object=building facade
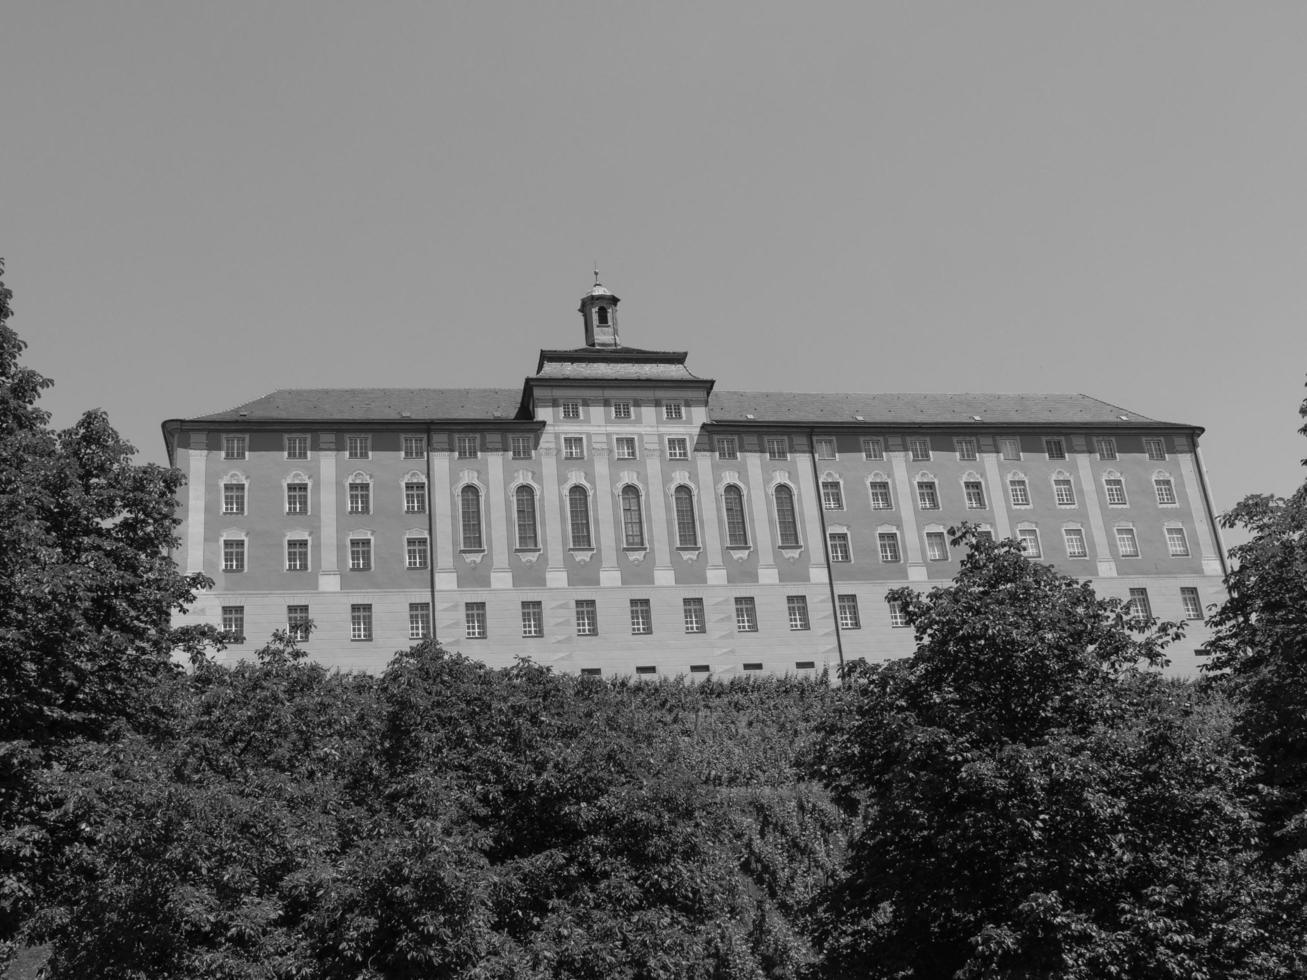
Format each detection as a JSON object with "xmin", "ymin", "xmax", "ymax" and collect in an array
[{"xmin": 163, "ymin": 282, "xmax": 1227, "ymax": 677}]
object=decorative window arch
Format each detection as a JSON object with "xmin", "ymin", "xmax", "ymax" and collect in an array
[
  {"xmin": 514, "ymin": 484, "xmax": 539, "ymax": 550},
  {"xmin": 673, "ymin": 484, "xmax": 699, "ymax": 548},
  {"xmin": 1051, "ymin": 469, "xmax": 1076, "ymax": 507},
  {"xmin": 459, "ymin": 484, "xmax": 484, "ymax": 550},
  {"xmin": 867, "ymin": 472, "xmax": 893, "ymax": 510},
  {"xmin": 1153, "ymin": 470, "xmax": 1179, "ymax": 506},
  {"xmin": 220, "ymin": 529, "xmax": 248, "ymax": 572},
  {"xmin": 960, "ymin": 471, "xmax": 986, "ymax": 510},
  {"xmin": 283, "ymin": 471, "xmax": 312, "ymax": 516},
  {"xmin": 1008, "ymin": 470, "xmax": 1031, "ymax": 507},
  {"xmin": 773, "ymin": 483, "xmax": 800, "ymax": 548},
  {"xmin": 620, "ymin": 485, "xmax": 645, "ymax": 548},
  {"xmin": 1102, "ymin": 469, "xmax": 1129, "ymax": 507},
  {"xmin": 347, "ymin": 528, "xmax": 375, "ymax": 571},
  {"xmin": 221, "ymin": 471, "xmax": 249, "ymax": 516},
  {"xmin": 915, "ymin": 471, "xmax": 940, "ymax": 510},
  {"xmin": 567, "ymin": 484, "xmax": 593, "ymax": 549},
  {"xmin": 284, "ymin": 529, "xmax": 312, "ymax": 571},
  {"xmin": 722, "ymin": 483, "xmax": 749, "ymax": 548},
  {"xmin": 401, "ymin": 471, "xmax": 427, "ymax": 514},
  {"xmin": 346, "ymin": 470, "xmax": 373, "ymax": 515},
  {"xmin": 819, "ymin": 470, "xmax": 845, "ymax": 511}
]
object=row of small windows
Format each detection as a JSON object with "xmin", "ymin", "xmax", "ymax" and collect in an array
[
  {"xmin": 219, "ymin": 584, "xmax": 1205, "ymax": 650},
  {"xmin": 219, "ymin": 432, "xmax": 1173, "ymax": 465}
]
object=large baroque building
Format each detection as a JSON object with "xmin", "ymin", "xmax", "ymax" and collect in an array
[{"xmin": 164, "ymin": 281, "xmax": 1227, "ymax": 677}]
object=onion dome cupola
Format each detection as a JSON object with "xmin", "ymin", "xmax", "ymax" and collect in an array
[{"xmin": 579, "ymin": 268, "xmax": 620, "ymax": 348}]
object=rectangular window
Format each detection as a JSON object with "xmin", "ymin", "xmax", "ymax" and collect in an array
[
  {"xmin": 1155, "ymin": 478, "xmax": 1177, "ymax": 506},
  {"xmin": 787, "ymin": 595, "xmax": 811, "ymax": 631},
  {"xmin": 287, "ymin": 605, "xmax": 310, "ymax": 642},
  {"xmin": 888, "ymin": 601, "xmax": 909, "ymax": 628},
  {"xmin": 1009, "ymin": 479, "xmax": 1030, "ymax": 507},
  {"xmin": 350, "ymin": 604, "xmax": 372, "ymax": 641},
  {"xmin": 561, "ymin": 401, "xmax": 581, "ymax": 420},
  {"xmin": 1116, "ymin": 527, "xmax": 1140, "ymax": 558},
  {"xmin": 1064, "ymin": 528, "xmax": 1088, "ymax": 558},
  {"xmin": 456, "ymin": 435, "xmax": 478, "ymax": 459},
  {"xmin": 563, "ymin": 436, "xmax": 585, "ymax": 460},
  {"xmin": 743, "ymin": 663, "xmax": 763, "ymax": 672},
  {"xmin": 878, "ymin": 532, "xmax": 901, "ymax": 563},
  {"xmin": 630, "ymin": 598, "xmax": 652, "ymax": 635},
  {"xmin": 766, "ymin": 436, "xmax": 789, "ymax": 460},
  {"xmin": 1044, "ymin": 438, "xmax": 1066, "ymax": 460},
  {"xmin": 1018, "ymin": 528, "xmax": 1042, "ymax": 558},
  {"xmin": 1145, "ymin": 438, "xmax": 1167, "ymax": 461},
  {"xmin": 1105, "ymin": 478, "xmax": 1128, "ymax": 506},
  {"xmin": 409, "ymin": 602, "xmax": 431, "ymax": 640},
  {"xmin": 221, "ymin": 605, "xmax": 244, "ymax": 643},
  {"xmin": 683, "ymin": 597, "xmax": 706, "ymax": 634},
  {"xmin": 347, "ymin": 435, "xmax": 370, "ymax": 459},
  {"xmin": 1095, "ymin": 437, "xmax": 1117, "ymax": 461},
  {"xmin": 821, "ymin": 480, "xmax": 844, "ymax": 510},
  {"xmin": 348, "ymin": 482, "xmax": 370, "ymax": 514},
  {"xmin": 521, "ymin": 601, "xmax": 543, "ymax": 637},
  {"xmin": 582, "ymin": 667, "xmax": 603, "ymax": 678},
  {"xmin": 1165, "ymin": 526, "xmax": 1190, "ymax": 556},
  {"xmin": 612, "ymin": 401, "xmax": 632, "ymax": 419},
  {"xmin": 664, "ymin": 402, "xmax": 684, "ymax": 421},
  {"xmin": 575, "ymin": 599, "xmax": 597, "ymax": 636},
  {"xmin": 666, "ymin": 437, "xmax": 689, "ymax": 460},
  {"xmin": 1128, "ymin": 588, "xmax": 1152, "ymax": 619},
  {"xmin": 402, "ymin": 435, "xmax": 426, "ymax": 459},
  {"xmin": 1053, "ymin": 478, "xmax": 1076, "ymax": 507},
  {"xmin": 955, "ymin": 437, "xmax": 977, "ymax": 460},
  {"xmin": 815, "ymin": 437, "xmax": 837, "ymax": 460},
  {"xmin": 286, "ymin": 482, "xmax": 308, "ymax": 515},
  {"xmin": 869, "ymin": 481, "xmax": 893, "ymax": 510},
  {"xmin": 286, "ymin": 538, "xmax": 309, "ymax": 571},
  {"xmin": 926, "ymin": 530, "xmax": 948, "ymax": 561},
  {"xmin": 862, "ymin": 437, "xmax": 885, "ymax": 460},
  {"xmin": 349, "ymin": 538, "xmax": 372, "ymax": 571},
  {"xmin": 828, "ymin": 531, "xmax": 851, "ymax": 562},
  {"xmin": 1000, "ymin": 437, "xmax": 1021, "ymax": 461},
  {"xmin": 909, "ymin": 437, "xmax": 931, "ymax": 461},
  {"xmin": 837, "ymin": 594, "xmax": 861, "ymax": 629},
  {"xmin": 716, "ymin": 437, "xmax": 738, "ymax": 460},
  {"xmin": 796, "ymin": 661, "xmax": 816, "ymax": 671},
  {"xmin": 510, "ymin": 435, "xmax": 533, "ymax": 459},
  {"xmin": 404, "ymin": 481, "xmax": 426, "ymax": 513},
  {"xmin": 222, "ymin": 539, "xmax": 245, "ymax": 572},
  {"xmin": 734, "ymin": 597, "xmax": 758, "ymax": 632},
  {"xmin": 405, "ymin": 536, "xmax": 429, "ymax": 569},
  {"xmin": 286, "ymin": 435, "xmax": 309, "ymax": 460},
  {"xmin": 964, "ymin": 480, "xmax": 986, "ymax": 509},
  {"xmin": 689, "ymin": 664, "xmax": 710, "ymax": 674},
  {"xmin": 917, "ymin": 481, "xmax": 939, "ymax": 510},
  {"xmin": 615, "ymin": 436, "xmax": 637, "ymax": 460},
  {"xmin": 223, "ymin": 435, "xmax": 247, "ymax": 460},
  {"xmin": 1181, "ymin": 587, "xmax": 1203, "ymax": 620},
  {"xmin": 464, "ymin": 602, "xmax": 486, "ymax": 639},
  {"xmin": 222, "ymin": 482, "xmax": 245, "ymax": 515}
]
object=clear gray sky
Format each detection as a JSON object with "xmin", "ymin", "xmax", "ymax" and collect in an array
[{"xmin": 3, "ymin": 2, "xmax": 1306, "ymax": 529}]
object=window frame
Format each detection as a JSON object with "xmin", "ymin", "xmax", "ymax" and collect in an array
[
  {"xmin": 403, "ymin": 479, "xmax": 427, "ymax": 514},
  {"xmin": 222, "ymin": 480, "xmax": 247, "ymax": 516},
  {"xmin": 1095, "ymin": 437, "xmax": 1117, "ymax": 461},
  {"xmin": 287, "ymin": 605, "xmax": 311, "ymax": 642},
  {"xmin": 723, "ymin": 484, "xmax": 749, "ymax": 548},
  {"xmin": 925, "ymin": 530, "xmax": 949, "ymax": 561},
  {"xmin": 878, "ymin": 531, "xmax": 901, "ymax": 563},
  {"xmin": 1044, "ymin": 437, "xmax": 1066, "ymax": 460},
  {"xmin": 405, "ymin": 534, "xmax": 430, "ymax": 569},
  {"xmin": 222, "ymin": 537, "xmax": 246, "ymax": 573},
  {"xmin": 828, "ymin": 530, "xmax": 851, "ymax": 563},
  {"xmin": 1180, "ymin": 587, "xmax": 1203, "ymax": 621},
  {"xmin": 1165, "ymin": 525, "xmax": 1190, "ymax": 557},
  {"xmin": 1144, "ymin": 437, "xmax": 1167, "ymax": 461},
  {"xmin": 222, "ymin": 434, "xmax": 247, "ymax": 460},
  {"xmin": 814, "ymin": 437, "xmax": 837, "ymax": 460},
  {"xmin": 908, "ymin": 437, "xmax": 931, "ymax": 462},
  {"xmin": 683, "ymin": 597, "xmax": 706, "ymax": 634},
  {"xmin": 734, "ymin": 596, "xmax": 758, "ymax": 632},
  {"xmin": 615, "ymin": 436, "xmax": 638, "ymax": 460},
  {"xmin": 455, "ymin": 434, "xmax": 479, "ymax": 459},
  {"xmin": 346, "ymin": 435, "xmax": 371, "ymax": 460},
  {"xmin": 611, "ymin": 400, "xmax": 632, "ymax": 420},
  {"xmin": 409, "ymin": 602, "xmax": 431, "ymax": 640},
  {"xmin": 514, "ymin": 485, "xmax": 539, "ymax": 550},
  {"xmin": 286, "ymin": 537, "xmax": 310, "ymax": 572},
  {"xmin": 568, "ymin": 485, "xmax": 593, "ymax": 549},
  {"xmin": 666, "ymin": 436, "xmax": 689, "ymax": 460},
  {"xmin": 820, "ymin": 478, "xmax": 845, "ymax": 511},
  {"xmin": 787, "ymin": 595, "xmax": 811, "ymax": 631},
  {"xmin": 285, "ymin": 434, "xmax": 310, "ymax": 460},
  {"xmin": 1115, "ymin": 526, "xmax": 1140, "ymax": 558},
  {"xmin": 868, "ymin": 479, "xmax": 893, "ymax": 511},
  {"xmin": 916, "ymin": 478, "xmax": 940, "ymax": 510},
  {"xmin": 673, "ymin": 485, "xmax": 700, "ymax": 548},
  {"xmin": 629, "ymin": 598, "xmax": 652, "ymax": 635},
  {"xmin": 620, "ymin": 485, "xmax": 645, "ymax": 548},
  {"xmin": 460, "ymin": 484, "xmax": 484, "ymax": 551},
  {"xmin": 954, "ymin": 437, "xmax": 978, "ymax": 461},
  {"xmin": 837, "ymin": 593, "xmax": 861, "ymax": 629},
  {"xmin": 285, "ymin": 480, "xmax": 310, "ymax": 516},
  {"xmin": 963, "ymin": 479, "xmax": 986, "ymax": 510},
  {"xmin": 1052, "ymin": 475, "xmax": 1076, "ymax": 508},
  {"xmin": 575, "ymin": 599, "xmax": 598, "ymax": 636},
  {"xmin": 1154, "ymin": 476, "xmax": 1178, "ymax": 506},
  {"xmin": 766, "ymin": 436, "xmax": 789, "ymax": 460},
  {"xmin": 663, "ymin": 402, "xmax": 684, "ymax": 421},
  {"xmin": 510, "ymin": 435, "xmax": 534, "ymax": 460},
  {"xmin": 1017, "ymin": 527, "xmax": 1042, "ymax": 558},
  {"xmin": 562, "ymin": 436, "xmax": 586, "ymax": 460},
  {"xmin": 402, "ymin": 435, "xmax": 426, "ymax": 460},
  {"xmin": 1063, "ymin": 527, "xmax": 1088, "ymax": 559},
  {"xmin": 773, "ymin": 484, "xmax": 800, "ymax": 547},
  {"xmin": 348, "ymin": 535, "xmax": 373, "ymax": 571},
  {"xmin": 521, "ymin": 601, "xmax": 544, "ymax": 638},
  {"xmin": 464, "ymin": 602, "xmax": 487, "ymax": 640},
  {"xmin": 716, "ymin": 436, "xmax": 739, "ymax": 461},
  {"xmin": 350, "ymin": 604, "xmax": 373, "ymax": 641}
]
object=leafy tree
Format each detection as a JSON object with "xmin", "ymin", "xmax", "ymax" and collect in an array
[
  {"xmin": 815, "ymin": 528, "xmax": 1291, "ymax": 979},
  {"xmin": 0, "ymin": 259, "xmax": 214, "ymax": 963},
  {"xmin": 1203, "ymin": 384, "xmax": 1307, "ymax": 852}
]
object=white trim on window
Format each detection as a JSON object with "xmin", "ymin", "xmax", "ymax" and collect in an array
[
  {"xmin": 346, "ymin": 434, "xmax": 371, "ymax": 460},
  {"xmin": 283, "ymin": 472, "xmax": 312, "ymax": 516},
  {"xmin": 867, "ymin": 473, "xmax": 894, "ymax": 511},
  {"xmin": 862, "ymin": 437, "xmax": 885, "ymax": 461},
  {"xmin": 666, "ymin": 435, "xmax": 690, "ymax": 460},
  {"xmin": 284, "ymin": 531, "xmax": 312, "ymax": 572},
  {"xmin": 221, "ymin": 471, "xmax": 249, "ymax": 516},
  {"xmin": 345, "ymin": 470, "xmax": 373, "ymax": 515},
  {"xmin": 284, "ymin": 433, "xmax": 311, "ymax": 461}
]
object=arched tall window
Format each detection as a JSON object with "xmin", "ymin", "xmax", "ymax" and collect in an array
[
  {"xmin": 621, "ymin": 485, "xmax": 645, "ymax": 548},
  {"xmin": 515, "ymin": 485, "xmax": 538, "ymax": 549},
  {"xmin": 460, "ymin": 485, "xmax": 483, "ymax": 550},
  {"xmin": 568, "ymin": 486, "xmax": 592, "ymax": 549},
  {"xmin": 673, "ymin": 485, "xmax": 698, "ymax": 547},
  {"xmin": 724, "ymin": 485, "xmax": 748, "ymax": 547},
  {"xmin": 774, "ymin": 485, "xmax": 799, "ymax": 547}
]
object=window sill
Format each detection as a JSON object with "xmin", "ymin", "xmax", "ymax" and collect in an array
[{"xmin": 568, "ymin": 548, "xmax": 596, "ymax": 564}]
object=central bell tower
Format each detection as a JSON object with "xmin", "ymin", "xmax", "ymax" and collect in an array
[{"xmin": 579, "ymin": 271, "xmax": 620, "ymax": 348}]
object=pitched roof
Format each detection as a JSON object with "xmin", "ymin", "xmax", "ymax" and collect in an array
[
  {"xmin": 183, "ymin": 388, "xmax": 1191, "ymax": 429},
  {"xmin": 706, "ymin": 391, "xmax": 1185, "ymax": 428},
  {"xmin": 191, "ymin": 388, "xmax": 527, "ymax": 422}
]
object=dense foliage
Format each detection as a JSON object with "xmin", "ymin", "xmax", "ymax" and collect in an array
[{"xmin": 813, "ymin": 529, "xmax": 1307, "ymax": 979}]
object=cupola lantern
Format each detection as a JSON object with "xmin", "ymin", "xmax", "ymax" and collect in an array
[{"xmin": 579, "ymin": 269, "xmax": 620, "ymax": 348}]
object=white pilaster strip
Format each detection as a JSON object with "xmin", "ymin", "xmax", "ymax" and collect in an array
[
  {"xmin": 1073, "ymin": 453, "xmax": 1117, "ymax": 577},
  {"xmin": 185, "ymin": 436, "xmax": 206, "ymax": 574},
  {"xmin": 695, "ymin": 452, "xmax": 727, "ymax": 584},
  {"xmin": 539, "ymin": 432, "xmax": 567, "ymax": 587},
  {"xmin": 430, "ymin": 438, "xmax": 457, "ymax": 590},
  {"xmin": 744, "ymin": 437, "xmax": 778, "ymax": 584},
  {"xmin": 888, "ymin": 446, "xmax": 926, "ymax": 578},
  {"xmin": 1178, "ymin": 446, "xmax": 1222, "ymax": 575},
  {"xmin": 980, "ymin": 447, "xmax": 1011, "ymax": 540},
  {"xmin": 591, "ymin": 436, "xmax": 621, "ymax": 586},
  {"xmin": 794, "ymin": 434, "xmax": 833, "ymax": 585},
  {"xmin": 486, "ymin": 435, "xmax": 512, "ymax": 588},
  {"xmin": 644, "ymin": 435, "xmax": 675, "ymax": 585},
  {"xmin": 317, "ymin": 434, "xmax": 340, "ymax": 591}
]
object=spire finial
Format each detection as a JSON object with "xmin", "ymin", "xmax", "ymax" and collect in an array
[{"xmin": 593, "ymin": 262, "xmax": 600, "ymax": 287}]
